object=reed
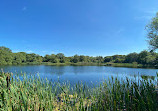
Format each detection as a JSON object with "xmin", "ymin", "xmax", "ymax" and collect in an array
[{"xmin": 0, "ymin": 71, "xmax": 157, "ymax": 111}]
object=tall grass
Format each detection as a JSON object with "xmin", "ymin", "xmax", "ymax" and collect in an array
[{"xmin": 0, "ymin": 71, "xmax": 157, "ymax": 111}]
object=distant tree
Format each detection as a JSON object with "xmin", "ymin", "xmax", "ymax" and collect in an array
[
  {"xmin": 50, "ymin": 54, "xmax": 58, "ymax": 63},
  {"xmin": 43, "ymin": 55, "xmax": 51, "ymax": 62},
  {"xmin": 0, "ymin": 46, "xmax": 12, "ymax": 53},
  {"xmin": 125, "ymin": 53, "xmax": 138, "ymax": 63},
  {"xmin": 112, "ymin": 55, "xmax": 119, "ymax": 60},
  {"xmin": 0, "ymin": 45, "xmax": 158, "ymax": 66},
  {"xmin": 104, "ymin": 56, "xmax": 112, "ymax": 63},
  {"xmin": 56, "ymin": 53, "xmax": 65, "ymax": 63},
  {"xmin": 12, "ymin": 53, "xmax": 26, "ymax": 65},
  {"xmin": 18, "ymin": 52, "xmax": 27, "ymax": 62},
  {"xmin": 88, "ymin": 56, "xmax": 95, "ymax": 62},
  {"xmin": 72, "ymin": 55, "xmax": 80, "ymax": 63},
  {"xmin": 137, "ymin": 50, "xmax": 149, "ymax": 64},
  {"xmin": 79, "ymin": 55, "xmax": 86, "ymax": 62},
  {"xmin": 0, "ymin": 46, "xmax": 13, "ymax": 65},
  {"xmin": 96, "ymin": 56, "xmax": 104, "ymax": 63},
  {"xmin": 145, "ymin": 54, "xmax": 156, "ymax": 65},
  {"xmin": 146, "ymin": 12, "xmax": 158, "ymax": 50},
  {"xmin": 153, "ymin": 55, "xmax": 158, "ymax": 66},
  {"xmin": 56, "ymin": 53, "xmax": 64, "ymax": 59},
  {"xmin": 114, "ymin": 58, "xmax": 125, "ymax": 63},
  {"xmin": 0, "ymin": 56, "xmax": 7, "ymax": 65},
  {"xmin": 44, "ymin": 54, "xmax": 58, "ymax": 63},
  {"xmin": 65, "ymin": 57, "xmax": 71, "ymax": 63},
  {"xmin": 36, "ymin": 56, "xmax": 43, "ymax": 63},
  {"xmin": 26, "ymin": 53, "xmax": 37, "ymax": 62}
]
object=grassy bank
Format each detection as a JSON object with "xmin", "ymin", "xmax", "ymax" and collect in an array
[
  {"xmin": 42, "ymin": 62, "xmax": 103, "ymax": 66},
  {"xmin": 0, "ymin": 72, "xmax": 157, "ymax": 111},
  {"xmin": 42, "ymin": 62, "xmax": 158, "ymax": 68},
  {"xmin": 104, "ymin": 63, "xmax": 143, "ymax": 68},
  {"xmin": 2, "ymin": 62, "xmax": 158, "ymax": 69},
  {"xmin": 42, "ymin": 62, "xmax": 142, "ymax": 67}
]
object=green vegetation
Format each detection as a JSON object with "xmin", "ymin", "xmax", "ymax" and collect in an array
[
  {"xmin": 0, "ymin": 46, "xmax": 158, "ymax": 68},
  {"xmin": 104, "ymin": 63, "xmax": 143, "ymax": 68},
  {"xmin": 0, "ymin": 72, "xmax": 157, "ymax": 110},
  {"xmin": 0, "ymin": 47, "xmax": 43, "ymax": 65},
  {"xmin": 146, "ymin": 12, "xmax": 158, "ymax": 51}
]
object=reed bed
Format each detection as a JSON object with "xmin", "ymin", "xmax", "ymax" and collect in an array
[{"xmin": 0, "ymin": 71, "xmax": 157, "ymax": 111}]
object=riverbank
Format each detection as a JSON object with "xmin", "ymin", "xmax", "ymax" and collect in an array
[
  {"xmin": 104, "ymin": 62, "xmax": 144, "ymax": 68},
  {"xmin": 0, "ymin": 72, "xmax": 157, "ymax": 110},
  {"xmin": 42, "ymin": 62, "xmax": 103, "ymax": 66},
  {"xmin": 23, "ymin": 62, "xmax": 158, "ymax": 69},
  {"xmin": 1, "ymin": 62, "xmax": 157, "ymax": 69}
]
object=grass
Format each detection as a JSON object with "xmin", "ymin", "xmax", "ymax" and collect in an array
[
  {"xmin": 3, "ymin": 62, "xmax": 158, "ymax": 69},
  {"xmin": 0, "ymin": 71, "xmax": 157, "ymax": 111},
  {"xmin": 42, "ymin": 62, "xmax": 103, "ymax": 66},
  {"xmin": 104, "ymin": 62, "xmax": 143, "ymax": 68}
]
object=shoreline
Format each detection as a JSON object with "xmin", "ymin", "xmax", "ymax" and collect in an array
[{"xmin": 0, "ymin": 62, "xmax": 157, "ymax": 69}]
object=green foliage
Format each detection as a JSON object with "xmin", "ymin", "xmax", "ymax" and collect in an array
[
  {"xmin": 125, "ymin": 52, "xmax": 138, "ymax": 63},
  {"xmin": 71, "ymin": 55, "xmax": 80, "ymax": 63},
  {"xmin": 95, "ymin": 56, "xmax": 104, "ymax": 63},
  {"xmin": 0, "ymin": 46, "xmax": 13, "ymax": 65},
  {"xmin": 12, "ymin": 52, "xmax": 26, "ymax": 65},
  {"xmin": 56, "ymin": 53, "xmax": 65, "ymax": 63},
  {"xmin": 0, "ymin": 72, "xmax": 157, "ymax": 110},
  {"xmin": 0, "ymin": 46, "xmax": 158, "ymax": 67},
  {"xmin": 104, "ymin": 56, "xmax": 112, "ymax": 62},
  {"xmin": 146, "ymin": 12, "xmax": 158, "ymax": 50},
  {"xmin": 79, "ymin": 55, "xmax": 87, "ymax": 62}
]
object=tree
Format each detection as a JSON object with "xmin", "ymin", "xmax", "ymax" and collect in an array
[
  {"xmin": 12, "ymin": 53, "xmax": 26, "ymax": 65},
  {"xmin": 0, "ymin": 46, "xmax": 12, "ymax": 53},
  {"xmin": 56, "ymin": 53, "xmax": 65, "ymax": 63},
  {"xmin": 43, "ymin": 55, "xmax": 51, "ymax": 62},
  {"xmin": 26, "ymin": 53, "xmax": 37, "ymax": 62},
  {"xmin": 104, "ymin": 56, "xmax": 111, "ymax": 63},
  {"xmin": 56, "ymin": 53, "xmax": 65, "ymax": 59},
  {"xmin": 0, "ymin": 46, "xmax": 13, "ymax": 65},
  {"xmin": 137, "ymin": 50, "xmax": 149, "ymax": 64},
  {"xmin": 125, "ymin": 53, "xmax": 138, "ymax": 63},
  {"xmin": 36, "ymin": 56, "xmax": 43, "ymax": 63},
  {"xmin": 96, "ymin": 56, "xmax": 104, "ymax": 63},
  {"xmin": 145, "ymin": 54, "xmax": 156, "ymax": 65},
  {"xmin": 43, "ymin": 54, "xmax": 58, "ymax": 63},
  {"xmin": 72, "ymin": 55, "xmax": 80, "ymax": 63},
  {"xmin": 79, "ymin": 55, "xmax": 86, "ymax": 62},
  {"xmin": 50, "ymin": 54, "xmax": 58, "ymax": 63},
  {"xmin": 146, "ymin": 12, "xmax": 158, "ymax": 50}
]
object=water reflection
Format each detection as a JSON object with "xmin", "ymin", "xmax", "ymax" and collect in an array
[{"xmin": 0, "ymin": 65, "xmax": 157, "ymax": 86}]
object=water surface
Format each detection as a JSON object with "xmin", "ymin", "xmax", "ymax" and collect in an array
[{"xmin": 1, "ymin": 65, "xmax": 157, "ymax": 86}]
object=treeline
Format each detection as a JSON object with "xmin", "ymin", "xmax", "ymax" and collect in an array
[
  {"xmin": 0, "ymin": 46, "xmax": 158, "ymax": 66},
  {"xmin": 0, "ymin": 47, "xmax": 43, "ymax": 65}
]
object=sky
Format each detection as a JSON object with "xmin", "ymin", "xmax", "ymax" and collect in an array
[{"xmin": 0, "ymin": 0, "xmax": 158, "ymax": 57}]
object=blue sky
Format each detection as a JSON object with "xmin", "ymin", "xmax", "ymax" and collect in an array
[{"xmin": 0, "ymin": 0, "xmax": 158, "ymax": 56}]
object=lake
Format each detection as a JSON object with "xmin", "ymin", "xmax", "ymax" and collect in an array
[{"xmin": 0, "ymin": 65, "xmax": 157, "ymax": 86}]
